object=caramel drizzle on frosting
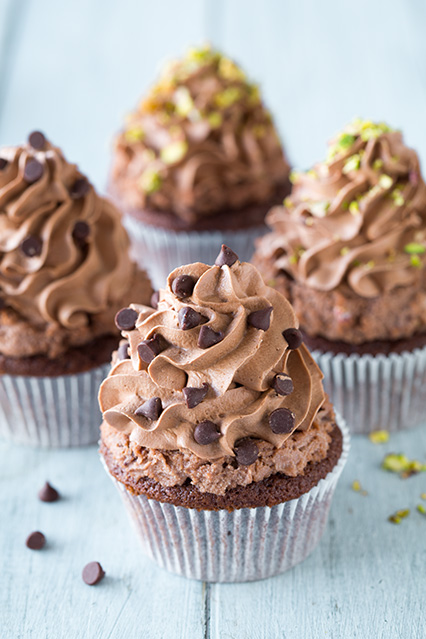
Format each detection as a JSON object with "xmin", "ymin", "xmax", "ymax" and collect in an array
[
  {"xmin": 99, "ymin": 254, "xmax": 325, "ymax": 461},
  {"xmin": 112, "ymin": 44, "xmax": 289, "ymax": 223},
  {"xmin": 261, "ymin": 119, "xmax": 426, "ymax": 298},
  {"xmin": 0, "ymin": 139, "xmax": 135, "ymax": 328}
]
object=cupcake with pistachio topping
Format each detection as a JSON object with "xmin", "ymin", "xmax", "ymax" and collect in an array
[
  {"xmin": 0, "ymin": 132, "xmax": 153, "ymax": 447},
  {"xmin": 99, "ymin": 245, "xmax": 348, "ymax": 582},
  {"xmin": 109, "ymin": 44, "xmax": 290, "ymax": 288},
  {"xmin": 254, "ymin": 118, "xmax": 426, "ymax": 433}
]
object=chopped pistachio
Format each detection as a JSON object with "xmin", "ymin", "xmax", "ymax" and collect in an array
[
  {"xmin": 352, "ymin": 259, "xmax": 361, "ymax": 267},
  {"xmin": 421, "ymin": 493, "xmax": 426, "ymax": 500},
  {"xmin": 417, "ymin": 504, "xmax": 426, "ymax": 516},
  {"xmin": 373, "ymin": 158, "xmax": 384, "ymax": 170},
  {"xmin": 307, "ymin": 169, "xmax": 318, "ymax": 179},
  {"xmin": 349, "ymin": 201, "xmax": 360, "ymax": 216},
  {"xmin": 352, "ymin": 480, "xmax": 368, "ymax": 496},
  {"xmin": 388, "ymin": 509, "xmax": 410, "ymax": 524},
  {"xmin": 404, "ymin": 242, "xmax": 426, "ymax": 255},
  {"xmin": 365, "ymin": 260, "xmax": 375, "ymax": 270},
  {"xmin": 339, "ymin": 133, "xmax": 356, "ymax": 149},
  {"xmin": 218, "ymin": 56, "xmax": 246, "ymax": 81},
  {"xmin": 283, "ymin": 197, "xmax": 294, "ymax": 209},
  {"xmin": 160, "ymin": 140, "xmax": 188, "ymax": 165},
  {"xmin": 138, "ymin": 168, "xmax": 162, "ymax": 194},
  {"xmin": 410, "ymin": 254, "xmax": 422, "ymax": 268},
  {"xmin": 207, "ymin": 112, "xmax": 223, "ymax": 129},
  {"xmin": 391, "ymin": 188, "xmax": 405, "ymax": 206},
  {"xmin": 342, "ymin": 201, "xmax": 349, "ymax": 211},
  {"xmin": 379, "ymin": 174, "xmax": 393, "ymax": 189},
  {"xmin": 289, "ymin": 254, "xmax": 298, "ymax": 265},
  {"xmin": 304, "ymin": 217, "xmax": 314, "ymax": 226},
  {"xmin": 289, "ymin": 170, "xmax": 300, "ymax": 185},
  {"xmin": 310, "ymin": 201, "xmax": 330, "ymax": 217},
  {"xmin": 173, "ymin": 87, "xmax": 194, "ymax": 117},
  {"xmin": 369, "ymin": 430, "xmax": 389, "ymax": 444},
  {"xmin": 267, "ymin": 279, "xmax": 276, "ymax": 287},
  {"xmin": 253, "ymin": 124, "xmax": 266, "ymax": 138},
  {"xmin": 214, "ymin": 87, "xmax": 242, "ymax": 108},
  {"xmin": 382, "ymin": 453, "xmax": 426, "ymax": 477},
  {"xmin": 343, "ymin": 154, "xmax": 361, "ymax": 174},
  {"xmin": 124, "ymin": 126, "xmax": 145, "ymax": 143},
  {"xmin": 340, "ymin": 247, "xmax": 350, "ymax": 256},
  {"xmin": 248, "ymin": 84, "xmax": 261, "ymax": 105}
]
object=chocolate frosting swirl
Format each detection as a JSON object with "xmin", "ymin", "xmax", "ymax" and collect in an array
[
  {"xmin": 111, "ymin": 45, "xmax": 289, "ymax": 223},
  {"xmin": 259, "ymin": 119, "xmax": 426, "ymax": 298},
  {"xmin": 99, "ymin": 251, "xmax": 325, "ymax": 461},
  {"xmin": 0, "ymin": 138, "xmax": 139, "ymax": 329}
]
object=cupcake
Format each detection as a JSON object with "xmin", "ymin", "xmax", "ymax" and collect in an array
[
  {"xmin": 254, "ymin": 118, "xmax": 426, "ymax": 433},
  {"xmin": 109, "ymin": 44, "xmax": 290, "ymax": 288},
  {"xmin": 99, "ymin": 245, "xmax": 349, "ymax": 582},
  {"xmin": 0, "ymin": 132, "xmax": 153, "ymax": 447}
]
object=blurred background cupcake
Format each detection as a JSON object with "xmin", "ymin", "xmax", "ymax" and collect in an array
[
  {"xmin": 99, "ymin": 245, "xmax": 349, "ymax": 582},
  {"xmin": 254, "ymin": 118, "xmax": 426, "ymax": 433},
  {"xmin": 109, "ymin": 44, "xmax": 290, "ymax": 287},
  {"xmin": 0, "ymin": 133, "xmax": 152, "ymax": 447}
]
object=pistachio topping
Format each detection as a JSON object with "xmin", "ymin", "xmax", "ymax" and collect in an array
[
  {"xmin": 368, "ymin": 430, "xmax": 389, "ymax": 444},
  {"xmin": 388, "ymin": 508, "xmax": 410, "ymax": 524},
  {"xmin": 382, "ymin": 453, "xmax": 426, "ymax": 478}
]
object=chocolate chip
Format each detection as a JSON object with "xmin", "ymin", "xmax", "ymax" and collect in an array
[
  {"xmin": 247, "ymin": 306, "xmax": 273, "ymax": 331},
  {"xmin": 215, "ymin": 244, "xmax": 239, "ymax": 267},
  {"xmin": 70, "ymin": 177, "xmax": 90, "ymax": 199},
  {"xmin": 28, "ymin": 131, "xmax": 46, "ymax": 150},
  {"xmin": 234, "ymin": 438, "xmax": 259, "ymax": 465},
  {"xmin": 26, "ymin": 531, "xmax": 46, "ymax": 550},
  {"xmin": 0, "ymin": 158, "xmax": 8, "ymax": 170},
  {"xmin": 72, "ymin": 221, "xmax": 90, "ymax": 243},
  {"xmin": 198, "ymin": 325, "xmax": 224, "ymax": 349},
  {"xmin": 38, "ymin": 482, "xmax": 60, "ymax": 503},
  {"xmin": 183, "ymin": 383, "xmax": 209, "ymax": 409},
  {"xmin": 24, "ymin": 158, "xmax": 44, "ymax": 184},
  {"xmin": 178, "ymin": 306, "xmax": 203, "ymax": 331},
  {"xmin": 20, "ymin": 235, "xmax": 42, "ymax": 257},
  {"xmin": 282, "ymin": 328, "xmax": 303, "ymax": 349},
  {"xmin": 151, "ymin": 291, "xmax": 160, "ymax": 309},
  {"xmin": 82, "ymin": 562, "xmax": 105, "ymax": 586},
  {"xmin": 115, "ymin": 307, "xmax": 138, "ymax": 331},
  {"xmin": 269, "ymin": 407, "xmax": 295, "ymax": 434},
  {"xmin": 272, "ymin": 373, "xmax": 294, "ymax": 396},
  {"xmin": 194, "ymin": 420, "xmax": 221, "ymax": 445},
  {"xmin": 137, "ymin": 334, "xmax": 162, "ymax": 363},
  {"xmin": 117, "ymin": 341, "xmax": 130, "ymax": 360},
  {"xmin": 135, "ymin": 397, "xmax": 162, "ymax": 420},
  {"xmin": 172, "ymin": 274, "xmax": 196, "ymax": 299}
]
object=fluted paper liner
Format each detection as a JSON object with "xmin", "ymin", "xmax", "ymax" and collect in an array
[
  {"xmin": 123, "ymin": 214, "xmax": 267, "ymax": 289},
  {"xmin": 0, "ymin": 363, "xmax": 110, "ymax": 448},
  {"xmin": 102, "ymin": 415, "xmax": 349, "ymax": 582},
  {"xmin": 312, "ymin": 346, "xmax": 426, "ymax": 434}
]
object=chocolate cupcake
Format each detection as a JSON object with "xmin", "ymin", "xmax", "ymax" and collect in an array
[
  {"xmin": 0, "ymin": 133, "xmax": 153, "ymax": 447},
  {"xmin": 99, "ymin": 246, "xmax": 349, "ymax": 582},
  {"xmin": 254, "ymin": 118, "xmax": 426, "ymax": 433},
  {"xmin": 109, "ymin": 44, "xmax": 290, "ymax": 288}
]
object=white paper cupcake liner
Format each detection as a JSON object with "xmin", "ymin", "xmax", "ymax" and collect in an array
[
  {"xmin": 123, "ymin": 214, "xmax": 267, "ymax": 289},
  {"xmin": 0, "ymin": 363, "xmax": 110, "ymax": 448},
  {"xmin": 102, "ymin": 414, "xmax": 349, "ymax": 582},
  {"xmin": 312, "ymin": 346, "xmax": 426, "ymax": 434}
]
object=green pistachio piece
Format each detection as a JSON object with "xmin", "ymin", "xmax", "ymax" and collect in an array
[
  {"xmin": 382, "ymin": 453, "xmax": 426, "ymax": 475},
  {"xmin": 289, "ymin": 254, "xmax": 298, "ymax": 265},
  {"xmin": 138, "ymin": 168, "xmax": 162, "ymax": 194},
  {"xmin": 124, "ymin": 126, "xmax": 145, "ymax": 143},
  {"xmin": 283, "ymin": 197, "xmax": 293, "ymax": 209},
  {"xmin": 388, "ymin": 509, "xmax": 410, "ymax": 524},
  {"xmin": 310, "ymin": 201, "xmax": 330, "ymax": 217},
  {"xmin": 404, "ymin": 242, "xmax": 426, "ymax": 254},
  {"xmin": 343, "ymin": 154, "xmax": 361, "ymax": 174},
  {"xmin": 214, "ymin": 87, "xmax": 242, "ymax": 108},
  {"xmin": 253, "ymin": 124, "xmax": 266, "ymax": 138},
  {"xmin": 340, "ymin": 247, "xmax": 350, "ymax": 256},
  {"xmin": 391, "ymin": 188, "xmax": 405, "ymax": 206},
  {"xmin": 339, "ymin": 133, "xmax": 356, "ymax": 149},
  {"xmin": 349, "ymin": 201, "xmax": 360, "ymax": 215},
  {"xmin": 218, "ymin": 56, "xmax": 246, "ymax": 81},
  {"xmin": 160, "ymin": 140, "xmax": 188, "ymax": 165},
  {"xmin": 352, "ymin": 259, "xmax": 361, "ymax": 267},
  {"xmin": 410, "ymin": 254, "xmax": 422, "ymax": 268},
  {"xmin": 417, "ymin": 504, "xmax": 426, "ymax": 515},
  {"xmin": 289, "ymin": 170, "xmax": 300, "ymax": 185},
  {"xmin": 248, "ymin": 84, "xmax": 261, "ymax": 105},
  {"xmin": 207, "ymin": 112, "xmax": 223, "ymax": 128},
  {"xmin": 304, "ymin": 217, "xmax": 314, "ymax": 226},
  {"xmin": 373, "ymin": 158, "xmax": 384, "ymax": 170},
  {"xmin": 174, "ymin": 87, "xmax": 194, "ymax": 117},
  {"xmin": 379, "ymin": 175, "xmax": 393, "ymax": 189},
  {"xmin": 369, "ymin": 430, "xmax": 389, "ymax": 444},
  {"xmin": 306, "ymin": 169, "xmax": 318, "ymax": 179},
  {"xmin": 365, "ymin": 260, "xmax": 375, "ymax": 270}
]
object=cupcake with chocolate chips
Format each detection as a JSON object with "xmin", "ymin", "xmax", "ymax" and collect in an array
[
  {"xmin": 99, "ymin": 245, "xmax": 349, "ymax": 582},
  {"xmin": 109, "ymin": 44, "xmax": 290, "ymax": 288},
  {"xmin": 254, "ymin": 118, "xmax": 426, "ymax": 433},
  {"xmin": 0, "ymin": 133, "xmax": 152, "ymax": 447}
]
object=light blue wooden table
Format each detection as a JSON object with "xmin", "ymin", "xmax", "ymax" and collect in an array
[{"xmin": 1, "ymin": 1, "xmax": 426, "ymax": 637}]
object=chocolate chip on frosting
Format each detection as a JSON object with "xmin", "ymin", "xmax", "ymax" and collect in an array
[
  {"xmin": 272, "ymin": 373, "xmax": 294, "ymax": 396},
  {"xmin": 198, "ymin": 325, "xmax": 224, "ymax": 349},
  {"xmin": 178, "ymin": 306, "xmax": 203, "ymax": 331},
  {"xmin": 137, "ymin": 334, "xmax": 162, "ymax": 363},
  {"xmin": 183, "ymin": 383, "xmax": 209, "ymax": 409},
  {"xmin": 282, "ymin": 328, "xmax": 303, "ymax": 349},
  {"xmin": 115, "ymin": 307, "xmax": 138, "ymax": 331},
  {"xmin": 269, "ymin": 407, "xmax": 295, "ymax": 434},
  {"xmin": 70, "ymin": 177, "xmax": 90, "ymax": 199},
  {"xmin": 215, "ymin": 244, "xmax": 239, "ymax": 267},
  {"xmin": 234, "ymin": 438, "xmax": 259, "ymax": 465},
  {"xmin": 194, "ymin": 420, "xmax": 221, "ymax": 445},
  {"xmin": 135, "ymin": 397, "xmax": 163, "ymax": 420},
  {"xmin": 24, "ymin": 158, "xmax": 44, "ymax": 183},
  {"xmin": 151, "ymin": 291, "xmax": 160, "ymax": 309},
  {"xmin": 117, "ymin": 341, "xmax": 130, "ymax": 360},
  {"xmin": 0, "ymin": 158, "xmax": 8, "ymax": 170},
  {"xmin": 172, "ymin": 274, "xmax": 196, "ymax": 299},
  {"xmin": 247, "ymin": 306, "xmax": 273, "ymax": 331},
  {"xmin": 72, "ymin": 221, "xmax": 90, "ymax": 244},
  {"xmin": 28, "ymin": 131, "xmax": 46, "ymax": 150},
  {"xmin": 20, "ymin": 235, "xmax": 43, "ymax": 257}
]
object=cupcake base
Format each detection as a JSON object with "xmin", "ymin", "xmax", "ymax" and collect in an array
[{"xmin": 101, "ymin": 417, "xmax": 349, "ymax": 582}]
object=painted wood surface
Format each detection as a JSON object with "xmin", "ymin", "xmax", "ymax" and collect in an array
[{"xmin": 1, "ymin": 1, "xmax": 426, "ymax": 637}]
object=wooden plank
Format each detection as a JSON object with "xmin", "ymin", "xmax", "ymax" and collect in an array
[
  {"xmin": 0, "ymin": 442, "xmax": 206, "ymax": 639},
  {"xmin": 210, "ymin": 423, "xmax": 426, "ymax": 638}
]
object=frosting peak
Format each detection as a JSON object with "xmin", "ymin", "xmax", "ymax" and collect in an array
[
  {"xmin": 99, "ymin": 247, "xmax": 325, "ymax": 462},
  {"xmin": 111, "ymin": 44, "xmax": 289, "ymax": 223},
  {"xmin": 260, "ymin": 118, "xmax": 426, "ymax": 298}
]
